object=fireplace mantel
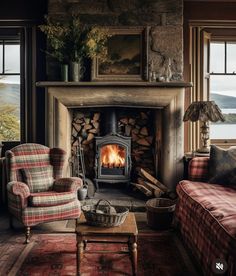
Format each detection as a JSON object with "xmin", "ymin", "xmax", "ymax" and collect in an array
[
  {"xmin": 37, "ymin": 81, "xmax": 191, "ymax": 189},
  {"xmin": 37, "ymin": 81, "xmax": 192, "ymax": 88}
]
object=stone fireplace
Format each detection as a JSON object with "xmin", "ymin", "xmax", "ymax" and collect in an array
[{"xmin": 37, "ymin": 81, "xmax": 191, "ymax": 190}]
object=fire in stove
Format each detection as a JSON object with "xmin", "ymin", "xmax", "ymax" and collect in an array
[{"xmin": 101, "ymin": 144, "xmax": 125, "ymax": 168}]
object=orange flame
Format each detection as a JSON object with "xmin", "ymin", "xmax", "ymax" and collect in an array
[{"xmin": 101, "ymin": 144, "xmax": 125, "ymax": 168}]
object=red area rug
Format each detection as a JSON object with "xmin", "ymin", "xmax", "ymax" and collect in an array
[{"xmin": 7, "ymin": 232, "xmax": 197, "ymax": 276}]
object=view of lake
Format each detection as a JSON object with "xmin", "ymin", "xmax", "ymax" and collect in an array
[{"xmin": 211, "ymin": 108, "xmax": 236, "ymax": 139}]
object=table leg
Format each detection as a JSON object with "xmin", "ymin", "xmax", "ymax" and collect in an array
[
  {"xmin": 76, "ymin": 235, "xmax": 84, "ymax": 276},
  {"xmin": 129, "ymin": 235, "xmax": 137, "ymax": 276}
]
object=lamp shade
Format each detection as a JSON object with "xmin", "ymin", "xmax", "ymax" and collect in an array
[{"xmin": 183, "ymin": 101, "xmax": 225, "ymax": 122}]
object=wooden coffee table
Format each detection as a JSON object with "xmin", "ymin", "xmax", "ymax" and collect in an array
[{"xmin": 75, "ymin": 212, "xmax": 138, "ymax": 276}]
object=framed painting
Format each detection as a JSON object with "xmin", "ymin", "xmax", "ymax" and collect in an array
[{"xmin": 92, "ymin": 27, "xmax": 148, "ymax": 81}]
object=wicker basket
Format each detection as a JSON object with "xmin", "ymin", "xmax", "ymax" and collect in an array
[{"xmin": 82, "ymin": 199, "xmax": 129, "ymax": 227}]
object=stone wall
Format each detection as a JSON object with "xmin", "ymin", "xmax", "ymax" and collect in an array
[{"xmin": 47, "ymin": 0, "xmax": 183, "ymax": 80}]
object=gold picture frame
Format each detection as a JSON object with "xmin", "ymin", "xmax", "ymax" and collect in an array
[{"xmin": 92, "ymin": 27, "xmax": 148, "ymax": 81}]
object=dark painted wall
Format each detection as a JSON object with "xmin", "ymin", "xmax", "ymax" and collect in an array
[{"xmin": 0, "ymin": 0, "xmax": 47, "ymax": 21}]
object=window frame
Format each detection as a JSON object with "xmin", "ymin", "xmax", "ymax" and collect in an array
[
  {"xmin": 186, "ymin": 21, "xmax": 236, "ymax": 153},
  {"xmin": 210, "ymin": 37, "xmax": 236, "ymax": 146},
  {"xmin": 0, "ymin": 22, "xmax": 38, "ymax": 155}
]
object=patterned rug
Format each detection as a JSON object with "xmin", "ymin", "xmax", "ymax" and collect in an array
[{"xmin": 4, "ymin": 232, "xmax": 199, "ymax": 276}]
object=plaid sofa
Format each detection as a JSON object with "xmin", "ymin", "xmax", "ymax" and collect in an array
[
  {"xmin": 174, "ymin": 157, "xmax": 236, "ymax": 276},
  {"xmin": 5, "ymin": 143, "xmax": 82, "ymax": 242}
]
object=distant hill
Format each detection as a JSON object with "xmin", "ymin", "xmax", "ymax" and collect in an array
[
  {"xmin": 0, "ymin": 83, "xmax": 20, "ymax": 106},
  {"xmin": 0, "ymin": 83, "xmax": 20, "ymax": 118},
  {"xmin": 211, "ymin": 93, "xmax": 236, "ymax": 109}
]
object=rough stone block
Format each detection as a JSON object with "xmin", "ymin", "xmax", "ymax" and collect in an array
[
  {"xmin": 149, "ymin": 26, "xmax": 183, "ymax": 79},
  {"xmin": 79, "ymin": 14, "xmax": 119, "ymax": 25},
  {"xmin": 69, "ymin": 1, "xmax": 111, "ymax": 15},
  {"xmin": 118, "ymin": 11, "xmax": 161, "ymax": 25}
]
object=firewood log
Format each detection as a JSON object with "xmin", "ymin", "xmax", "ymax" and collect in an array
[
  {"xmin": 131, "ymin": 183, "xmax": 152, "ymax": 197},
  {"xmin": 140, "ymin": 127, "xmax": 148, "ymax": 136},
  {"xmin": 84, "ymin": 124, "xmax": 92, "ymax": 130},
  {"xmin": 140, "ymin": 168, "xmax": 168, "ymax": 192},
  {"xmin": 72, "ymin": 123, "xmax": 82, "ymax": 133},
  {"xmin": 120, "ymin": 118, "xmax": 128, "ymax": 124},
  {"xmin": 140, "ymin": 112, "xmax": 148, "ymax": 119},
  {"xmin": 93, "ymin": 112, "xmax": 100, "ymax": 121},
  {"xmin": 89, "ymin": 128, "xmax": 98, "ymax": 134},
  {"xmin": 137, "ymin": 178, "xmax": 161, "ymax": 193},
  {"xmin": 87, "ymin": 133, "xmax": 94, "ymax": 141},
  {"xmin": 92, "ymin": 121, "xmax": 99, "ymax": 129},
  {"xmin": 137, "ymin": 138, "xmax": 150, "ymax": 146},
  {"xmin": 125, "ymin": 125, "xmax": 132, "ymax": 136},
  {"xmin": 129, "ymin": 118, "xmax": 136, "ymax": 126}
]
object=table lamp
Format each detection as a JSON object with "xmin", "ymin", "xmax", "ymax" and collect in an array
[{"xmin": 183, "ymin": 101, "xmax": 225, "ymax": 153}]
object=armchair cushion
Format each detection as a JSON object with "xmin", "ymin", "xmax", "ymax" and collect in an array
[
  {"xmin": 21, "ymin": 166, "xmax": 54, "ymax": 192},
  {"xmin": 53, "ymin": 177, "xmax": 83, "ymax": 192},
  {"xmin": 29, "ymin": 191, "xmax": 77, "ymax": 207}
]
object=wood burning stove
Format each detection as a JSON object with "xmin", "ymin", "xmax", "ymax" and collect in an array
[{"xmin": 94, "ymin": 109, "xmax": 131, "ymax": 189}]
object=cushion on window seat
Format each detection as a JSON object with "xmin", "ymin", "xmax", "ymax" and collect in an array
[
  {"xmin": 209, "ymin": 145, "xmax": 236, "ymax": 186},
  {"xmin": 29, "ymin": 191, "xmax": 77, "ymax": 207}
]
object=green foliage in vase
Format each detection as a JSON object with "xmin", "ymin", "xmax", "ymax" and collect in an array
[
  {"xmin": 0, "ymin": 105, "xmax": 20, "ymax": 141},
  {"xmin": 39, "ymin": 15, "xmax": 111, "ymax": 63}
]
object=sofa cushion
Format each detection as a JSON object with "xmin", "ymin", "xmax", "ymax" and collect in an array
[
  {"xmin": 209, "ymin": 145, "xmax": 236, "ymax": 186},
  {"xmin": 177, "ymin": 180, "xmax": 236, "ymax": 240},
  {"xmin": 175, "ymin": 180, "xmax": 236, "ymax": 276},
  {"xmin": 21, "ymin": 166, "xmax": 54, "ymax": 192},
  {"xmin": 29, "ymin": 191, "xmax": 77, "ymax": 207}
]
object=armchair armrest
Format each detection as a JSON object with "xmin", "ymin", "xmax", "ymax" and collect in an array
[
  {"xmin": 7, "ymin": 181, "xmax": 30, "ymax": 208},
  {"xmin": 188, "ymin": 157, "xmax": 209, "ymax": 182},
  {"xmin": 53, "ymin": 177, "xmax": 83, "ymax": 192}
]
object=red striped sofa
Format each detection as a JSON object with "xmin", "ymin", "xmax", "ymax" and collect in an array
[
  {"xmin": 5, "ymin": 143, "xmax": 82, "ymax": 243},
  {"xmin": 175, "ymin": 157, "xmax": 236, "ymax": 276}
]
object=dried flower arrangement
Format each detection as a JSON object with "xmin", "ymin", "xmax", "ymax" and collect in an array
[{"xmin": 39, "ymin": 15, "xmax": 111, "ymax": 64}]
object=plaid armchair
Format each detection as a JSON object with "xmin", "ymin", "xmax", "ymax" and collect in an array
[{"xmin": 5, "ymin": 143, "xmax": 82, "ymax": 243}]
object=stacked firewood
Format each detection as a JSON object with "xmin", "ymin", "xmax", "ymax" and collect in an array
[
  {"xmin": 131, "ymin": 168, "xmax": 176, "ymax": 199},
  {"xmin": 71, "ymin": 109, "xmax": 156, "ymax": 183},
  {"xmin": 71, "ymin": 111, "xmax": 101, "ymax": 176},
  {"xmin": 118, "ymin": 110, "xmax": 155, "ymax": 177}
]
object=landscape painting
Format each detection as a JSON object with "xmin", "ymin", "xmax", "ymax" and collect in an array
[{"xmin": 92, "ymin": 28, "xmax": 147, "ymax": 81}]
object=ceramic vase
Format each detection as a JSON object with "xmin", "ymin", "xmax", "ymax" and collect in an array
[
  {"xmin": 69, "ymin": 61, "xmax": 83, "ymax": 82},
  {"xmin": 61, "ymin": 64, "xmax": 69, "ymax": 82}
]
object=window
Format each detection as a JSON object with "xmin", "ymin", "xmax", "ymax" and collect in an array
[
  {"xmin": 0, "ymin": 39, "xmax": 21, "ymax": 141},
  {"xmin": 210, "ymin": 41, "xmax": 236, "ymax": 141}
]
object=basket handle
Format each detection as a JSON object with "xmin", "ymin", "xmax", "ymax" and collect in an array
[{"xmin": 95, "ymin": 199, "xmax": 111, "ymax": 211}]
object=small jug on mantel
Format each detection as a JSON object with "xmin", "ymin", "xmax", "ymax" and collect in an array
[
  {"xmin": 61, "ymin": 64, "xmax": 69, "ymax": 82},
  {"xmin": 69, "ymin": 61, "xmax": 84, "ymax": 82}
]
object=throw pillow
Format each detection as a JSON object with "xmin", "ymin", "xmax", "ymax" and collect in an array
[
  {"xmin": 21, "ymin": 166, "xmax": 54, "ymax": 193},
  {"xmin": 208, "ymin": 145, "xmax": 236, "ymax": 186}
]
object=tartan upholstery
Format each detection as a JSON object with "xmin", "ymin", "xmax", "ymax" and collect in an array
[
  {"xmin": 53, "ymin": 177, "xmax": 83, "ymax": 192},
  {"xmin": 29, "ymin": 191, "xmax": 76, "ymax": 207},
  {"xmin": 175, "ymin": 157, "xmax": 236, "ymax": 276},
  {"xmin": 5, "ymin": 143, "xmax": 82, "ymax": 228},
  {"xmin": 22, "ymin": 201, "xmax": 80, "ymax": 226},
  {"xmin": 188, "ymin": 157, "xmax": 209, "ymax": 182},
  {"xmin": 21, "ymin": 166, "xmax": 54, "ymax": 192}
]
